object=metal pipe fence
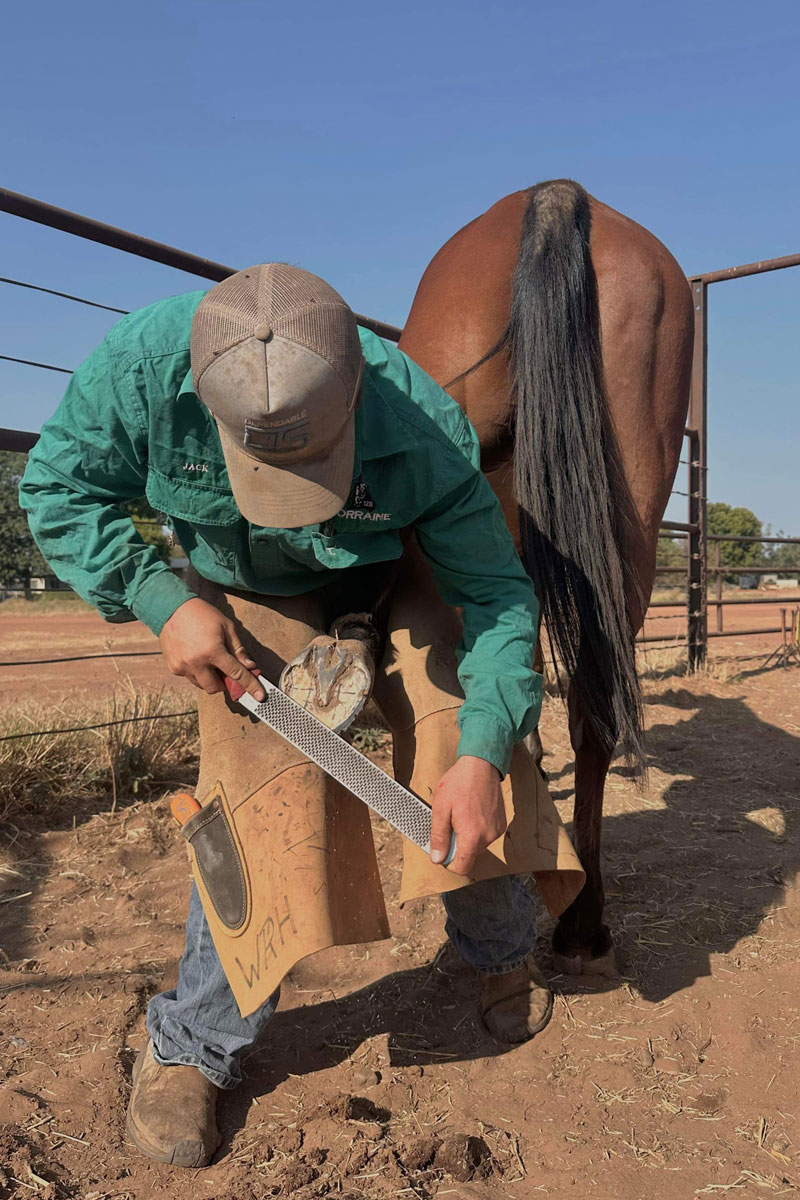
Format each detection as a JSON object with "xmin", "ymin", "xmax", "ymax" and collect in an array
[
  {"xmin": 641, "ymin": 250, "xmax": 799, "ymax": 661},
  {"xmin": 645, "ymin": 522, "xmax": 800, "ymax": 649},
  {"xmin": 2, "ymin": 186, "xmax": 799, "ymax": 688},
  {"xmin": 0, "ymin": 188, "xmax": 403, "ymax": 343},
  {"xmin": 681, "ymin": 253, "xmax": 800, "ymax": 663}
]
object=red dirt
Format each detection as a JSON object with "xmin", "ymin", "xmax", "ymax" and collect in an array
[
  {"xmin": 2, "ymin": 614, "xmax": 800, "ymax": 1197},
  {"xmin": 1, "ymin": 592, "xmax": 798, "ymax": 703},
  {"xmin": 643, "ymin": 589, "xmax": 800, "ymax": 656},
  {"xmin": 0, "ymin": 610, "xmax": 187, "ymax": 699}
]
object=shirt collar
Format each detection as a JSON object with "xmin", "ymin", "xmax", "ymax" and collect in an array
[
  {"xmin": 357, "ymin": 368, "xmax": 418, "ymax": 464},
  {"xmin": 178, "ymin": 368, "xmax": 196, "ymax": 399}
]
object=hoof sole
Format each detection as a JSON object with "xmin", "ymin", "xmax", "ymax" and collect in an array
[{"xmin": 281, "ymin": 637, "xmax": 373, "ymax": 733}]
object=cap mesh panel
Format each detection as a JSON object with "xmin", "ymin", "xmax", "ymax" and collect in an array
[
  {"xmin": 191, "ymin": 272, "xmax": 261, "ymax": 384},
  {"xmin": 267, "ymin": 263, "xmax": 344, "ymax": 312},
  {"xmin": 190, "ymin": 263, "xmax": 361, "ymax": 395}
]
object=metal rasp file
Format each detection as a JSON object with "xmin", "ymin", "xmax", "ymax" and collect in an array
[{"xmin": 224, "ymin": 675, "xmax": 456, "ymax": 866}]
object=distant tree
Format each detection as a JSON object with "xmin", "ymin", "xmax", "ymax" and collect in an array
[
  {"xmin": 121, "ymin": 499, "xmax": 172, "ymax": 564},
  {"xmin": 763, "ymin": 533, "xmax": 800, "ymax": 577},
  {"xmin": 707, "ymin": 502, "xmax": 764, "ymax": 577},
  {"xmin": 654, "ymin": 536, "xmax": 687, "ymax": 588},
  {"xmin": 0, "ymin": 452, "xmax": 170, "ymax": 586},
  {"xmin": 0, "ymin": 452, "xmax": 47, "ymax": 585}
]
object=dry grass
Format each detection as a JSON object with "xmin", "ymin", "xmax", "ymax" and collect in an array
[
  {"xmin": 650, "ymin": 587, "xmax": 685, "ymax": 604},
  {"xmin": 0, "ymin": 682, "xmax": 198, "ymax": 827},
  {"xmin": 539, "ymin": 647, "xmax": 742, "ymax": 697},
  {"xmin": 635, "ymin": 645, "xmax": 758, "ymax": 684},
  {"xmin": 350, "ymin": 724, "xmax": 392, "ymax": 754},
  {"xmin": 0, "ymin": 592, "xmax": 92, "ymax": 615}
]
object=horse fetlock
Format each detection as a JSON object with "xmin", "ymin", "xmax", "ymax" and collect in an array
[
  {"xmin": 551, "ymin": 922, "xmax": 618, "ymax": 980},
  {"xmin": 328, "ymin": 611, "xmax": 383, "ymax": 660},
  {"xmin": 524, "ymin": 727, "xmax": 547, "ymax": 776}
]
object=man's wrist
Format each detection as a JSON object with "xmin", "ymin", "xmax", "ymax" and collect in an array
[
  {"xmin": 129, "ymin": 569, "xmax": 198, "ymax": 636},
  {"xmin": 457, "ymin": 753, "xmax": 502, "ymax": 781}
]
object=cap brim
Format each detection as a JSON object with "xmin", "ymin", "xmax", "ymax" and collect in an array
[{"xmin": 217, "ymin": 416, "xmax": 355, "ymax": 528}]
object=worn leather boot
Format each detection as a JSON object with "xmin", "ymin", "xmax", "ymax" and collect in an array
[
  {"xmin": 127, "ymin": 1041, "xmax": 220, "ymax": 1167},
  {"xmin": 481, "ymin": 954, "xmax": 554, "ymax": 1043}
]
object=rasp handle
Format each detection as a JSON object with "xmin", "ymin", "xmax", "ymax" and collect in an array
[{"xmin": 224, "ymin": 676, "xmax": 247, "ymax": 702}]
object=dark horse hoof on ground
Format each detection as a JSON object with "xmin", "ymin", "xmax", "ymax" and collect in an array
[
  {"xmin": 551, "ymin": 925, "xmax": 619, "ymax": 979},
  {"xmin": 552, "ymin": 946, "xmax": 619, "ymax": 979}
]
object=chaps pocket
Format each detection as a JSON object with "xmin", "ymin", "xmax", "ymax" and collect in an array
[{"xmin": 183, "ymin": 786, "xmax": 249, "ymax": 932}]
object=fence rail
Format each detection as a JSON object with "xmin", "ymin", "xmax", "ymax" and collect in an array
[
  {"xmin": 2, "ymin": 187, "xmax": 799, "ymax": 667},
  {"xmin": 648, "ymin": 522, "xmax": 800, "ymax": 644},
  {"xmin": 0, "ymin": 427, "xmax": 38, "ymax": 452},
  {"xmin": 0, "ymin": 187, "xmax": 403, "ymax": 343}
]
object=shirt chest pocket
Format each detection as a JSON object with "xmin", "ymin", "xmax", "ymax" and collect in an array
[
  {"xmin": 145, "ymin": 465, "xmax": 241, "ymax": 570},
  {"xmin": 310, "ymin": 528, "xmax": 404, "ymax": 570},
  {"xmin": 145, "ymin": 464, "xmax": 239, "ymax": 526},
  {"xmin": 246, "ymin": 529, "xmax": 292, "ymax": 580}
]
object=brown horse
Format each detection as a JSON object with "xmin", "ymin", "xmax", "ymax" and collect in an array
[{"xmin": 399, "ymin": 179, "xmax": 693, "ymax": 974}]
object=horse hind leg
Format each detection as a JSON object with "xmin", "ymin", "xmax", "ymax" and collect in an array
[
  {"xmin": 551, "ymin": 682, "xmax": 618, "ymax": 977},
  {"xmin": 524, "ymin": 635, "xmax": 548, "ymax": 776}
]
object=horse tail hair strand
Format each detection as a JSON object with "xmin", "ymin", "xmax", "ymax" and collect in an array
[{"xmin": 510, "ymin": 179, "xmax": 645, "ymax": 774}]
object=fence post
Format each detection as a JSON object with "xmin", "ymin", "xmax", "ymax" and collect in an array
[
  {"xmin": 715, "ymin": 542, "xmax": 723, "ymax": 631},
  {"xmin": 687, "ymin": 278, "xmax": 708, "ymax": 669}
]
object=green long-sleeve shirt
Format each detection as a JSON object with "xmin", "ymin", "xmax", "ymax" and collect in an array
[{"xmin": 19, "ymin": 291, "xmax": 542, "ymax": 775}]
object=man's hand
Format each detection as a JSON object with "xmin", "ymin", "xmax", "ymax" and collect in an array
[
  {"xmin": 159, "ymin": 597, "xmax": 265, "ymax": 701},
  {"xmin": 430, "ymin": 755, "xmax": 506, "ymax": 876}
]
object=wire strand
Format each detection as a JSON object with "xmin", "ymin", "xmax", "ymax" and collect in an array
[
  {"xmin": 0, "ymin": 354, "xmax": 72, "ymax": 374},
  {"xmin": 0, "ymin": 276, "xmax": 128, "ymax": 315},
  {"xmin": 0, "ymin": 650, "xmax": 161, "ymax": 668},
  {"xmin": 0, "ymin": 710, "xmax": 196, "ymax": 744}
]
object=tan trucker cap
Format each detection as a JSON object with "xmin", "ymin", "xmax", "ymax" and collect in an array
[{"xmin": 191, "ymin": 263, "xmax": 363, "ymax": 528}]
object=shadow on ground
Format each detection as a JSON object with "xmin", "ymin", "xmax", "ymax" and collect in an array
[
  {"xmin": 571, "ymin": 683, "xmax": 800, "ymax": 1003},
  {"xmin": 2, "ymin": 681, "xmax": 800, "ymax": 1026}
]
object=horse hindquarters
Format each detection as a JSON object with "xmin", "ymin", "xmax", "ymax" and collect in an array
[{"xmin": 400, "ymin": 180, "xmax": 693, "ymax": 973}]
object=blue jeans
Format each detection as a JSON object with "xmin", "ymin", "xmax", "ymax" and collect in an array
[{"xmin": 147, "ymin": 875, "xmax": 537, "ymax": 1089}]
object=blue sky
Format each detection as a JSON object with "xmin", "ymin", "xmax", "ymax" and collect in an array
[{"xmin": 1, "ymin": 0, "xmax": 798, "ymax": 530}]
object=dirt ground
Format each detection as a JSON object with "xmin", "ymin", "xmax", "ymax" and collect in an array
[
  {"xmin": 1, "ymin": 613, "xmax": 800, "ymax": 1198},
  {"xmin": 641, "ymin": 589, "xmax": 800, "ymax": 654},
  {"xmin": 0, "ymin": 610, "xmax": 182, "ymax": 699},
  {"xmin": 2, "ymin": 588, "xmax": 799, "ymax": 701}
]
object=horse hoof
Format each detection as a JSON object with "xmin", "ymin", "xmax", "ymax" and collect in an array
[
  {"xmin": 280, "ymin": 635, "xmax": 374, "ymax": 733},
  {"xmin": 552, "ymin": 946, "xmax": 619, "ymax": 980}
]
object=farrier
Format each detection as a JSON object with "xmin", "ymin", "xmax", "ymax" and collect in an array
[{"xmin": 20, "ymin": 265, "xmax": 583, "ymax": 1168}]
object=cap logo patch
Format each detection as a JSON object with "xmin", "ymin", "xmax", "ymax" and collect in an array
[{"xmin": 244, "ymin": 416, "xmax": 310, "ymax": 454}]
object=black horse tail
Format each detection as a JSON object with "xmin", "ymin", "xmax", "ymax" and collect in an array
[{"xmin": 509, "ymin": 179, "xmax": 645, "ymax": 774}]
